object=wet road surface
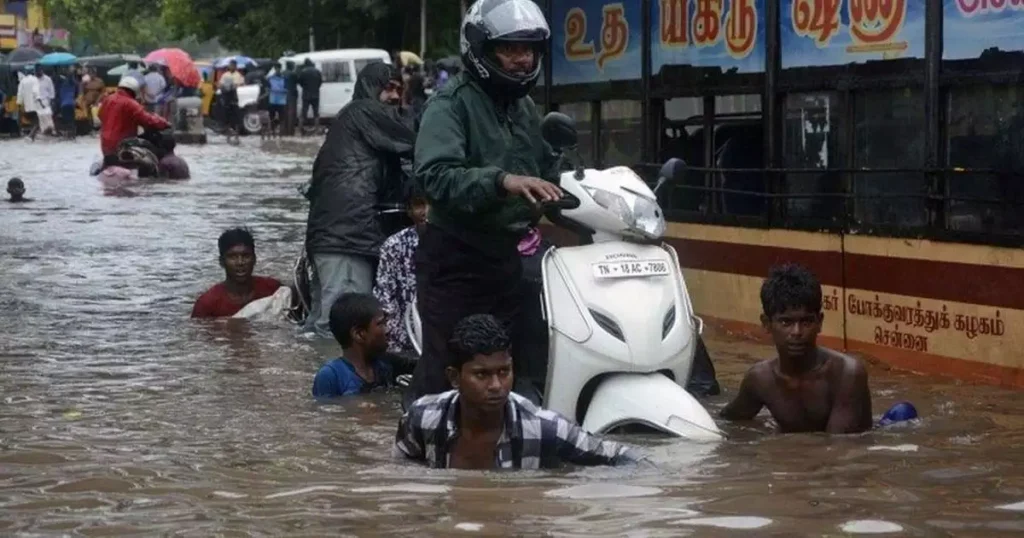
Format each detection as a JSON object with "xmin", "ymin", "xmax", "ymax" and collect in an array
[{"xmin": 2, "ymin": 136, "xmax": 1024, "ymax": 536}]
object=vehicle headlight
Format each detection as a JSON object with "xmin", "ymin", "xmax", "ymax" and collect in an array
[{"xmin": 583, "ymin": 185, "xmax": 666, "ymax": 239}]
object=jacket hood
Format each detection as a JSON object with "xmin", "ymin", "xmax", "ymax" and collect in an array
[{"xmin": 352, "ymin": 62, "xmax": 401, "ymax": 101}]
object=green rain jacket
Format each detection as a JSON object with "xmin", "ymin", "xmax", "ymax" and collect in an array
[{"xmin": 414, "ymin": 72, "xmax": 561, "ymax": 258}]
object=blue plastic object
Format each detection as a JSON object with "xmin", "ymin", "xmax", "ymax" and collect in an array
[{"xmin": 879, "ymin": 401, "xmax": 918, "ymax": 426}]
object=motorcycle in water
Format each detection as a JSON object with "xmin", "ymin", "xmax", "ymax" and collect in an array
[
  {"xmin": 404, "ymin": 112, "xmax": 723, "ymax": 442},
  {"xmin": 90, "ymin": 128, "xmax": 188, "ymax": 182}
]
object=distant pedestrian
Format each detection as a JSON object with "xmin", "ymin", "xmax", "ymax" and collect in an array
[
  {"xmin": 16, "ymin": 66, "xmax": 41, "ymax": 140},
  {"xmin": 283, "ymin": 61, "xmax": 299, "ymax": 136},
  {"xmin": 266, "ymin": 68, "xmax": 288, "ymax": 134},
  {"xmin": 57, "ymin": 66, "xmax": 79, "ymax": 139},
  {"xmin": 297, "ymin": 59, "xmax": 322, "ymax": 133}
]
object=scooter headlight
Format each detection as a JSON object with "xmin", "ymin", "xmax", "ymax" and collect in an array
[{"xmin": 583, "ymin": 185, "xmax": 666, "ymax": 239}]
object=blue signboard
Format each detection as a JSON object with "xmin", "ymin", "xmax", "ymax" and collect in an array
[
  {"xmin": 550, "ymin": 0, "xmax": 643, "ymax": 85},
  {"xmin": 944, "ymin": 0, "xmax": 1024, "ymax": 60},
  {"xmin": 781, "ymin": 0, "xmax": 925, "ymax": 68},
  {"xmin": 650, "ymin": 0, "xmax": 767, "ymax": 74}
]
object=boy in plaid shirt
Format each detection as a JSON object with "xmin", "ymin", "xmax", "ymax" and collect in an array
[{"xmin": 395, "ymin": 314, "xmax": 640, "ymax": 469}]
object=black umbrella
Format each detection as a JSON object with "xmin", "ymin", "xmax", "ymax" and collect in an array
[{"xmin": 7, "ymin": 47, "xmax": 44, "ymax": 64}]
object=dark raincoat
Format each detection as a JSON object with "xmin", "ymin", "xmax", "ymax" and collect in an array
[{"xmin": 305, "ymin": 63, "xmax": 416, "ymax": 258}]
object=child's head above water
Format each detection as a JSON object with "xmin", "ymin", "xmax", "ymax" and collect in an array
[
  {"xmin": 7, "ymin": 177, "xmax": 25, "ymax": 202},
  {"xmin": 760, "ymin": 263, "xmax": 822, "ymax": 318},
  {"xmin": 328, "ymin": 293, "xmax": 388, "ymax": 358},
  {"xmin": 445, "ymin": 314, "xmax": 513, "ymax": 411},
  {"xmin": 760, "ymin": 264, "xmax": 824, "ymax": 358}
]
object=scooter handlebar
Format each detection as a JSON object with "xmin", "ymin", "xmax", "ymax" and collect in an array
[{"xmin": 540, "ymin": 193, "xmax": 581, "ymax": 211}]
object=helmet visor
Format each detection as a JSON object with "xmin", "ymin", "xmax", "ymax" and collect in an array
[{"xmin": 477, "ymin": 0, "xmax": 550, "ymax": 41}]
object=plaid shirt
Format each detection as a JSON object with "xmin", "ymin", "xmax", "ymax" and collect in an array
[{"xmin": 394, "ymin": 390, "xmax": 640, "ymax": 469}]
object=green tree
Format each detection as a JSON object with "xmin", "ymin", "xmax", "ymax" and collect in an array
[
  {"xmin": 45, "ymin": 0, "xmax": 464, "ymax": 58},
  {"xmin": 44, "ymin": 0, "xmax": 169, "ymax": 54},
  {"xmin": 162, "ymin": 0, "xmax": 462, "ymax": 59}
]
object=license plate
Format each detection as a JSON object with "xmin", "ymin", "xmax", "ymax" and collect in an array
[{"xmin": 592, "ymin": 259, "xmax": 670, "ymax": 279}]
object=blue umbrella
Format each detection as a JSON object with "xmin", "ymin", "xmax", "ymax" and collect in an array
[
  {"xmin": 39, "ymin": 52, "xmax": 78, "ymax": 66},
  {"xmin": 214, "ymin": 55, "xmax": 255, "ymax": 69}
]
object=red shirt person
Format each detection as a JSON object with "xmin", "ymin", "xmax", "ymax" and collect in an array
[
  {"xmin": 192, "ymin": 228, "xmax": 283, "ymax": 318},
  {"xmin": 97, "ymin": 77, "xmax": 171, "ymax": 158}
]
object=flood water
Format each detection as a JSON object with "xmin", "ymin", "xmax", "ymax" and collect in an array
[{"xmin": 2, "ymin": 136, "xmax": 1024, "ymax": 536}]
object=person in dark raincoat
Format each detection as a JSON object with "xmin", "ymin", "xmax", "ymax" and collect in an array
[{"xmin": 302, "ymin": 62, "xmax": 414, "ymax": 338}]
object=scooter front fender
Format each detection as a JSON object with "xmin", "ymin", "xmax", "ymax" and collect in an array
[{"xmin": 581, "ymin": 373, "xmax": 724, "ymax": 442}]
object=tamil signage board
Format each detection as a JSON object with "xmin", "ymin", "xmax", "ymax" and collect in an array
[
  {"xmin": 650, "ymin": 0, "xmax": 767, "ymax": 74},
  {"xmin": 780, "ymin": 0, "xmax": 926, "ymax": 68},
  {"xmin": 944, "ymin": 0, "xmax": 1024, "ymax": 60},
  {"xmin": 550, "ymin": 0, "xmax": 642, "ymax": 85},
  {"xmin": 0, "ymin": 14, "xmax": 16, "ymax": 50}
]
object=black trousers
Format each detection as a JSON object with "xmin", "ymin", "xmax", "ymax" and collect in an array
[
  {"xmin": 301, "ymin": 98, "xmax": 319, "ymax": 126},
  {"xmin": 268, "ymin": 104, "xmax": 284, "ymax": 128},
  {"xmin": 406, "ymin": 224, "xmax": 525, "ymax": 407}
]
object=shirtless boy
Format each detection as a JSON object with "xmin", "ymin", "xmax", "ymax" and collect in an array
[{"xmin": 720, "ymin": 264, "xmax": 872, "ymax": 433}]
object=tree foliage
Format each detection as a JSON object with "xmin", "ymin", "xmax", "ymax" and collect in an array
[
  {"xmin": 163, "ymin": 0, "xmax": 463, "ymax": 59},
  {"xmin": 44, "ymin": 0, "xmax": 464, "ymax": 58},
  {"xmin": 44, "ymin": 0, "xmax": 154, "ymax": 53}
]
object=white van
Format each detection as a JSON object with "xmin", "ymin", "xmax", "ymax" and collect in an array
[{"xmin": 281, "ymin": 48, "xmax": 392, "ymax": 121}]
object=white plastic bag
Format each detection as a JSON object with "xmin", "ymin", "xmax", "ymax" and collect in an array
[{"xmin": 232, "ymin": 286, "xmax": 293, "ymax": 321}]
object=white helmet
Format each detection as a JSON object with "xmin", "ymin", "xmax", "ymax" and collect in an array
[{"xmin": 118, "ymin": 77, "xmax": 140, "ymax": 94}]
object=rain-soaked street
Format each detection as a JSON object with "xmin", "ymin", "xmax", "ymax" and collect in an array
[{"xmin": 3, "ymin": 136, "xmax": 1024, "ymax": 536}]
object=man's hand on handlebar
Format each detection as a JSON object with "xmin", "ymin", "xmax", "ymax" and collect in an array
[{"xmin": 501, "ymin": 174, "xmax": 563, "ymax": 205}]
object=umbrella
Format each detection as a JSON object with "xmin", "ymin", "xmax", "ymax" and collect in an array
[
  {"xmin": 214, "ymin": 55, "xmax": 256, "ymax": 69},
  {"xmin": 7, "ymin": 47, "xmax": 44, "ymax": 64},
  {"xmin": 39, "ymin": 52, "xmax": 78, "ymax": 66},
  {"xmin": 144, "ymin": 48, "xmax": 200, "ymax": 88},
  {"xmin": 399, "ymin": 51, "xmax": 423, "ymax": 66},
  {"xmin": 106, "ymin": 63, "xmax": 138, "ymax": 77}
]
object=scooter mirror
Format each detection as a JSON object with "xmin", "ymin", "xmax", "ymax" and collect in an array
[
  {"xmin": 659, "ymin": 158, "xmax": 687, "ymax": 181},
  {"xmin": 541, "ymin": 112, "xmax": 579, "ymax": 151}
]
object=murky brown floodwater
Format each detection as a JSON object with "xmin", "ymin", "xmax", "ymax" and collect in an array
[{"xmin": 2, "ymin": 135, "xmax": 1024, "ymax": 536}]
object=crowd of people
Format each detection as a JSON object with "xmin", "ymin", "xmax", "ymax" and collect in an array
[
  {"xmin": 6, "ymin": 59, "xmax": 180, "ymax": 142},
  {"xmin": 171, "ymin": 0, "xmax": 916, "ymax": 472},
  {"xmin": 11, "ymin": 63, "xmax": 93, "ymax": 140}
]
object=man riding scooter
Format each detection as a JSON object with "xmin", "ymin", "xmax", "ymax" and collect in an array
[
  {"xmin": 98, "ymin": 77, "xmax": 171, "ymax": 170},
  {"xmin": 407, "ymin": 0, "xmax": 563, "ymax": 407},
  {"xmin": 407, "ymin": 0, "xmax": 721, "ymax": 410}
]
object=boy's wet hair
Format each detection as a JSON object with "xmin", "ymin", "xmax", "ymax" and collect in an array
[
  {"xmin": 8, "ymin": 177, "xmax": 23, "ymax": 188},
  {"xmin": 329, "ymin": 293, "xmax": 381, "ymax": 347},
  {"xmin": 447, "ymin": 314, "xmax": 510, "ymax": 370},
  {"xmin": 760, "ymin": 264, "xmax": 822, "ymax": 318},
  {"xmin": 218, "ymin": 228, "xmax": 255, "ymax": 258},
  {"xmin": 406, "ymin": 180, "xmax": 428, "ymax": 205}
]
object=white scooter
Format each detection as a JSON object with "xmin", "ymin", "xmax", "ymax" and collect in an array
[{"xmin": 407, "ymin": 112, "xmax": 723, "ymax": 442}]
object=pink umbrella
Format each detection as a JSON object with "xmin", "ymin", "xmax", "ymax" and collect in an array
[{"xmin": 144, "ymin": 48, "xmax": 200, "ymax": 88}]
